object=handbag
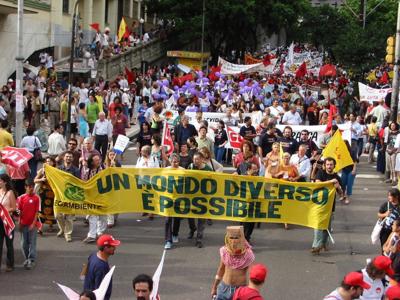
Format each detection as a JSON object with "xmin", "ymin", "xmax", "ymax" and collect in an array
[
  {"xmin": 371, "ymin": 202, "xmax": 389, "ymax": 245},
  {"xmin": 33, "ymin": 137, "xmax": 42, "ymax": 161}
]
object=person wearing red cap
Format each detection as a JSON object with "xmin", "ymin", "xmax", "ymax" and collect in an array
[
  {"xmin": 83, "ymin": 234, "xmax": 120, "ymax": 300},
  {"xmin": 385, "ymin": 284, "xmax": 400, "ymax": 300},
  {"xmin": 359, "ymin": 256, "xmax": 393, "ymax": 300},
  {"xmin": 323, "ymin": 271, "xmax": 371, "ymax": 300},
  {"xmin": 232, "ymin": 264, "xmax": 267, "ymax": 300}
]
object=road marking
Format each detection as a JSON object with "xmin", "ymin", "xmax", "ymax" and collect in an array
[{"xmin": 356, "ymin": 174, "xmax": 382, "ymax": 179}]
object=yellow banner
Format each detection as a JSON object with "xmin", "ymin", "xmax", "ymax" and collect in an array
[{"xmin": 45, "ymin": 166, "xmax": 336, "ymax": 230}]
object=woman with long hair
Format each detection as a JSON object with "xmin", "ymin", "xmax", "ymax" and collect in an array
[
  {"xmin": 233, "ymin": 140, "xmax": 259, "ymax": 169},
  {"xmin": 264, "ymin": 142, "xmax": 281, "ymax": 178},
  {"xmin": 151, "ymin": 134, "xmax": 168, "ymax": 167},
  {"xmin": 104, "ymin": 150, "xmax": 121, "ymax": 228},
  {"xmin": 136, "ymin": 121, "xmax": 152, "ymax": 155},
  {"xmin": 78, "ymin": 103, "xmax": 89, "ymax": 145},
  {"xmin": 385, "ymin": 122, "xmax": 399, "ymax": 184},
  {"xmin": 0, "ymin": 174, "xmax": 17, "ymax": 272},
  {"xmin": 378, "ymin": 188, "xmax": 400, "ymax": 247},
  {"xmin": 34, "ymin": 157, "xmax": 57, "ymax": 234}
]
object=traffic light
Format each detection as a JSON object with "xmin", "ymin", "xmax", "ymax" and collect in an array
[{"xmin": 386, "ymin": 36, "xmax": 395, "ymax": 64}]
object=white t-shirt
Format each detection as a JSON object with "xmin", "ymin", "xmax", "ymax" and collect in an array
[
  {"xmin": 282, "ymin": 111, "xmax": 302, "ymax": 125},
  {"xmin": 359, "ymin": 268, "xmax": 385, "ymax": 300},
  {"xmin": 323, "ymin": 289, "xmax": 343, "ymax": 300}
]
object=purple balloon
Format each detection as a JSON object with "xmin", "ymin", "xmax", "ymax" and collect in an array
[
  {"xmin": 161, "ymin": 94, "xmax": 168, "ymax": 100},
  {"xmin": 197, "ymin": 70, "xmax": 204, "ymax": 78},
  {"xmin": 162, "ymin": 79, "xmax": 169, "ymax": 86},
  {"xmin": 244, "ymin": 86, "xmax": 251, "ymax": 92},
  {"xmin": 221, "ymin": 92, "xmax": 227, "ymax": 99},
  {"xmin": 244, "ymin": 79, "xmax": 249, "ymax": 85},
  {"xmin": 153, "ymin": 93, "xmax": 160, "ymax": 99},
  {"xmin": 206, "ymin": 92, "xmax": 211, "ymax": 97},
  {"xmin": 215, "ymin": 72, "xmax": 221, "ymax": 78},
  {"xmin": 173, "ymin": 93, "xmax": 179, "ymax": 100},
  {"xmin": 239, "ymin": 82, "xmax": 245, "ymax": 87},
  {"xmin": 203, "ymin": 78, "xmax": 209, "ymax": 82},
  {"xmin": 174, "ymin": 85, "xmax": 179, "ymax": 91}
]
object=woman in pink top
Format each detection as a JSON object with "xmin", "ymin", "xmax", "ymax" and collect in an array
[{"xmin": 0, "ymin": 174, "xmax": 17, "ymax": 272}]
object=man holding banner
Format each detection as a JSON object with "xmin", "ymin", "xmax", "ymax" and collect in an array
[{"xmin": 311, "ymin": 157, "xmax": 344, "ymax": 255}]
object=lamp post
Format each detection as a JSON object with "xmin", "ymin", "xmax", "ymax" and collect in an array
[
  {"xmin": 139, "ymin": 18, "xmax": 144, "ymax": 75},
  {"xmin": 391, "ymin": 1, "xmax": 400, "ymax": 122},
  {"xmin": 15, "ymin": 0, "xmax": 24, "ymax": 146},
  {"xmin": 66, "ymin": 0, "xmax": 79, "ymax": 141}
]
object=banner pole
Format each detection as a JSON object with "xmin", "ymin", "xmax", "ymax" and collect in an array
[{"xmin": 327, "ymin": 229, "xmax": 335, "ymax": 244}]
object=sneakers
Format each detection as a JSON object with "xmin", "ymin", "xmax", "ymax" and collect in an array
[
  {"xmin": 57, "ymin": 230, "xmax": 64, "ymax": 237},
  {"xmin": 164, "ymin": 241, "xmax": 173, "ymax": 250},
  {"xmin": 172, "ymin": 235, "xmax": 179, "ymax": 243},
  {"xmin": 24, "ymin": 260, "xmax": 32, "ymax": 270},
  {"xmin": 65, "ymin": 236, "xmax": 72, "ymax": 242},
  {"xmin": 82, "ymin": 237, "xmax": 96, "ymax": 243}
]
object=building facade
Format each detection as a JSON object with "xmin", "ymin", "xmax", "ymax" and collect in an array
[{"xmin": 0, "ymin": 0, "xmax": 149, "ymax": 84}]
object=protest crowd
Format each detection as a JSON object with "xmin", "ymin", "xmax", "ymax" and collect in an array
[{"xmin": 1, "ymin": 40, "xmax": 400, "ymax": 300}]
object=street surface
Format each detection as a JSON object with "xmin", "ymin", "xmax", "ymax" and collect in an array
[{"xmin": 0, "ymin": 148, "xmax": 385, "ymax": 300}]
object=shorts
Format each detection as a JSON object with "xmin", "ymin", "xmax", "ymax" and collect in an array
[{"xmin": 216, "ymin": 281, "xmax": 241, "ymax": 300}]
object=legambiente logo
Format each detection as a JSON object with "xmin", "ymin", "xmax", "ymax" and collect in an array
[{"xmin": 64, "ymin": 183, "xmax": 85, "ymax": 202}]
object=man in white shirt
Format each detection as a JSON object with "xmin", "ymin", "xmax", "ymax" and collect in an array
[
  {"xmin": 78, "ymin": 82, "xmax": 89, "ymax": 105},
  {"xmin": 323, "ymin": 271, "xmax": 370, "ymax": 300},
  {"xmin": 47, "ymin": 124, "xmax": 66, "ymax": 157},
  {"xmin": 370, "ymin": 99, "xmax": 389, "ymax": 128},
  {"xmin": 93, "ymin": 112, "xmax": 113, "ymax": 161},
  {"xmin": 269, "ymin": 99, "xmax": 284, "ymax": 123},
  {"xmin": 290, "ymin": 144, "xmax": 311, "ymax": 182},
  {"xmin": 347, "ymin": 113, "xmax": 363, "ymax": 157},
  {"xmin": 360, "ymin": 255, "xmax": 393, "ymax": 300},
  {"xmin": 282, "ymin": 104, "xmax": 302, "ymax": 125}
]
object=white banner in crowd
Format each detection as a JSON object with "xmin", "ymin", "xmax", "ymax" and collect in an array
[
  {"xmin": 358, "ymin": 82, "xmax": 392, "ymax": 102},
  {"xmin": 225, "ymin": 124, "xmax": 351, "ymax": 150},
  {"xmin": 218, "ymin": 57, "xmax": 263, "ymax": 75}
]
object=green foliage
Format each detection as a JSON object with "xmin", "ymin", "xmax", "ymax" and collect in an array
[{"xmin": 146, "ymin": 0, "xmax": 398, "ymax": 76}]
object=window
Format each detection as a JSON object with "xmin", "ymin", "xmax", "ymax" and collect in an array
[{"xmin": 62, "ymin": 0, "xmax": 69, "ymax": 14}]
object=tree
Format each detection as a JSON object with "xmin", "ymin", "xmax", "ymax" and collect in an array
[{"xmin": 146, "ymin": 0, "xmax": 310, "ymax": 63}]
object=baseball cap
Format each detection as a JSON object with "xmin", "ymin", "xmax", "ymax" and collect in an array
[
  {"xmin": 386, "ymin": 284, "xmax": 400, "ymax": 300},
  {"xmin": 372, "ymin": 255, "xmax": 394, "ymax": 276},
  {"xmin": 343, "ymin": 272, "xmax": 371, "ymax": 289},
  {"xmin": 250, "ymin": 264, "xmax": 268, "ymax": 282},
  {"xmin": 97, "ymin": 234, "xmax": 121, "ymax": 247}
]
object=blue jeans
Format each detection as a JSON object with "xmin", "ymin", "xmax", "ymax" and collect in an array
[
  {"xmin": 216, "ymin": 281, "xmax": 240, "ymax": 300},
  {"xmin": 214, "ymin": 147, "xmax": 226, "ymax": 164},
  {"xmin": 20, "ymin": 226, "xmax": 37, "ymax": 262},
  {"xmin": 341, "ymin": 169, "xmax": 356, "ymax": 196},
  {"xmin": 312, "ymin": 215, "xmax": 333, "ymax": 248}
]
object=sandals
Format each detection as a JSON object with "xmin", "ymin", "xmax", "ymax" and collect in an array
[{"xmin": 340, "ymin": 196, "xmax": 350, "ymax": 205}]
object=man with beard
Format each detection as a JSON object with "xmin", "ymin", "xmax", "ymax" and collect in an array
[
  {"xmin": 83, "ymin": 234, "xmax": 120, "ymax": 300},
  {"xmin": 211, "ymin": 226, "xmax": 255, "ymax": 300},
  {"xmin": 132, "ymin": 274, "xmax": 160, "ymax": 300},
  {"xmin": 323, "ymin": 271, "xmax": 371, "ymax": 300},
  {"xmin": 277, "ymin": 126, "xmax": 298, "ymax": 155}
]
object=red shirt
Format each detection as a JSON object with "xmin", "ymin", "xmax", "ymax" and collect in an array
[
  {"xmin": 233, "ymin": 286, "xmax": 264, "ymax": 300},
  {"xmin": 112, "ymin": 114, "xmax": 128, "ymax": 136},
  {"xmin": 17, "ymin": 193, "xmax": 40, "ymax": 226}
]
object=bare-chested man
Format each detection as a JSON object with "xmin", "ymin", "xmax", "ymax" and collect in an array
[{"xmin": 211, "ymin": 226, "xmax": 255, "ymax": 300}]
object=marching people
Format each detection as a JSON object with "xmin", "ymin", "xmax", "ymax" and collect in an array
[
  {"xmin": 0, "ymin": 174, "xmax": 16, "ymax": 272},
  {"xmin": 378, "ymin": 188, "xmax": 400, "ymax": 247},
  {"xmin": 81, "ymin": 153, "xmax": 106, "ymax": 243},
  {"xmin": 312, "ymin": 157, "xmax": 344, "ymax": 254},
  {"xmin": 56, "ymin": 151, "xmax": 81, "ymax": 242},
  {"xmin": 323, "ymin": 271, "xmax": 371, "ymax": 300},
  {"xmin": 211, "ymin": 226, "xmax": 255, "ymax": 300},
  {"xmin": 17, "ymin": 179, "xmax": 40, "ymax": 270},
  {"xmin": 83, "ymin": 234, "xmax": 120, "ymax": 300},
  {"xmin": 34, "ymin": 156, "xmax": 56, "ymax": 234},
  {"xmin": 93, "ymin": 112, "xmax": 113, "ymax": 162},
  {"xmin": 47, "ymin": 124, "xmax": 66, "ymax": 159},
  {"xmin": 232, "ymin": 264, "xmax": 267, "ymax": 300},
  {"xmin": 132, "ymin": 274, "xmax": 156, "ymax": 300},
  {"xmin": 104, "ymin": 150, "xmax": 121, "ymax": 229}
]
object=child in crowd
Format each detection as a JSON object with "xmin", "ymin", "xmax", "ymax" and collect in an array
[
  {"xmin": 383, "ymin": 218, "xmax": 400, "ymax": 258},
  {"xmin": 17, "ymin": 179, "xmax": 40, "ymax": 270}
]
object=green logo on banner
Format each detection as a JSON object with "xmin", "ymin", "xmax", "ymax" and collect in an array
[{"xmin": 64, "ymin": 183, "xmax": 85, "ymax": 202}]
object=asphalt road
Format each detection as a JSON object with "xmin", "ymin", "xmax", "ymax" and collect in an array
[{"xmin": 0, "ymin": 148, "xmax": 386, "ymax": 300}]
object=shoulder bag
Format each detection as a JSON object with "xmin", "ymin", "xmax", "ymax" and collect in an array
[{"xmin": 371, "ymin": 202, "xmax": 390, "ymax": 245}]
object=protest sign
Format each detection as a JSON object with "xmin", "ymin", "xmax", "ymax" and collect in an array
[
  {"xmin": 46, "ymin": 166, "xmax": 335, "ymax": 230},
  {"xmin": 358, "ymin": 82, "xmax": 392, "ymax": 102},
  {"xmin": 113, "ymin": 135, "xmax": 130, "ymax": 154}
]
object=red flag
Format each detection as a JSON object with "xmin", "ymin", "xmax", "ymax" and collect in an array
[
  {"xmin": 125, "ymin": 67, "xmax": 134, "ymax": 84},
  {"xmin": 325, "ymin": 104, "xmax": 337, "ymax": 133},
  {"xmin": 208, "ymin": 66, "xmax": 221, "ymax": 82},
  {"xmin": 226, "ymin": 126, "xmax": 244, "ymax": 150},
  {"xmin": 1, "ymin": 147, "xmax": 33, "ymax": 168},
  {"xmin": 0, "ymin": 203, "xmax": 15, "ymax": 239},
  {"xmin": 263, "ymin": 54, "xmax": 271, "ymax": 66},
  {"xmin": 162, "ymin": 122, "xmax": 174, "ymax": 155},
  {"xmin": 379, "ymin": 72, "xmax": 389, "ymax": 85},
  {"xmin": 89, "ymin": 23, "xmax": 100, "ymax": 32},
  {"xmin": 295, "ymin": 62, "xmax": 307, "ymax": 78}
]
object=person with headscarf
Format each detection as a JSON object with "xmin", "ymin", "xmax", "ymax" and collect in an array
[{"xmin": 211, "ymin": 226, "xmax": 255, "ymax": 300}]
